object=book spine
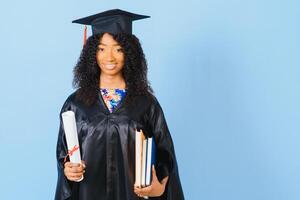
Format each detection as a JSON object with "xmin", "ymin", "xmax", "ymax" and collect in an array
[
  {"xmin": 141, "ymin": 138, "xmax": 147, "ymax": 187},
  {"xmin": 135, "ymin": 130, "xmax": 142, "ymax": 187},
  {"xmin": 145, "ymin": 138, "xmax": 152, "ymax": 186}
]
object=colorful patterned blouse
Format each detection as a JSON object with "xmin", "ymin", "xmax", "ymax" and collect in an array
[{"xmin": 100, "ymin": 88, "xmax": 126, "ymax": 113}]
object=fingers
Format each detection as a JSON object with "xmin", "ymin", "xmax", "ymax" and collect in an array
[
  {"xmin": 134, "ymin": 185, "xmax": 152, "ymax": 197},
  {"xmin": 68, "ymin": 168, "xmax": 85, "ymax": 174},
  {"xmin": 65, "ymin": 161, "xmax": 86, "ymax": 169},
  {"xmin": 134, "ymin": 166, "xmax": 168, "ymax": 198},
  {"xmin": 64, "ymin": 168, "xmax": 84, "ymax": 176},
  {"xmin": 64, "ymin": 161, "xmax": 86, "ymax": 181},
  {"xmin": 64, "ymin": 162, "xmax": 80, "ymax": 168},
  {"xmin": 64, "ymin": 170, "xmax": 84, "ymax": 181},
  {"xmin": 133, "ymin": 166, "xmax": 157, "ymax": 197},
  {"xmin": 64, "ymin": 168, "xmax": 83, "ymax": 181},
  {"xmin": 66, "ymin": 173, "xmax": 83, "ymax": 181},
  {"xmin": 66, "ymin": 166, "xmax": 85, "ymax": 173},
  {"xmin": 81, "ymin": 160, "xmax": 86, "ymax": 168}
]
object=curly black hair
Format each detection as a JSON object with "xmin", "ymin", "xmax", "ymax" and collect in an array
[{"xmin": 73, "ymin": 33, "xmax": 153, "ymax": 106}]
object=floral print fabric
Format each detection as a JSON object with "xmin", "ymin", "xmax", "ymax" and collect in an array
[{"xmin": 100, "ymin": 88, "xmax": 126, "ymax": 113}]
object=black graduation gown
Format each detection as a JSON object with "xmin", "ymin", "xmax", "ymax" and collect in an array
[{"xmin": 55, "ymin": 91, "xmax": 184, "ymax": 200}]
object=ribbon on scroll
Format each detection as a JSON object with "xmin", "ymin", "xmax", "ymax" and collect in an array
[{"xmin": 64, "ymin": 145, "xmax": 80, "ymax": 163}]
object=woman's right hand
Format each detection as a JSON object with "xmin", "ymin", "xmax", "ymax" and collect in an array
[{"xmin": 64, "ymin": 161, "xmax": 86, "ymax": 181}]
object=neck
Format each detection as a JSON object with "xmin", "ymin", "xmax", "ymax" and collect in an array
[{"xmin": 99, "ymin": 73, "xmax": 126, "ymax": 89}]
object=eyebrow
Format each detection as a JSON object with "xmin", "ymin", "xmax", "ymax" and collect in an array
[{"xmin": 99, "ymin": 43, "xmax": 121, "ymax": 46}]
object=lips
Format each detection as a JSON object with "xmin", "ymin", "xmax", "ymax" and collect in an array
[{"xmin": 103, "ymin": 64, "xmax": 117, "ymax": 70}]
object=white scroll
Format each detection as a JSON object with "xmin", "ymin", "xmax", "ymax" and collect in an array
[{"xmin": 61, "ymin": 110, "xmax": 83, "ymax": 182}]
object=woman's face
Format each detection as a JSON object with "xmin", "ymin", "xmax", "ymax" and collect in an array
[{"xmin": 96, "ymin": 33, "xmax": 125, "ymax": 77}]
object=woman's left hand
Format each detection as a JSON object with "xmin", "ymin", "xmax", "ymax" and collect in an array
[{"xmin": 134, "ymin": 165, "xmax": 169, "ymax": 198}]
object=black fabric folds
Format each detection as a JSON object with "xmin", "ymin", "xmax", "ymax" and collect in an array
[{"xmin": 55, "ymin": 91, "xmax": 184, "ymax": 200}]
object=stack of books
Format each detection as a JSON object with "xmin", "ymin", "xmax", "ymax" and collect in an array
[{"xmin": 135, "ymin": 129, "xmax": 156, "ymax": 191}]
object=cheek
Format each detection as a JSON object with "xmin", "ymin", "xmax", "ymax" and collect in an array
[
  {"xmin": 118, "ymin": 54, "xmax": 125, "ymax": 64},
  {"xmin": 96, "ymin": 53, "xmax": 103, "ymax": 65}
]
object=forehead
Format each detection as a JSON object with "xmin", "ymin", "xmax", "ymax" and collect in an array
[{"xmin": 99, "ymin": 33, "xmax": 120, "ymax": 46}]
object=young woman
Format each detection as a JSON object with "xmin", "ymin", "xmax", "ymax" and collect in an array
[{"xmin": 55, "ymin": 9, "xmax": 184, "ymax": 200}]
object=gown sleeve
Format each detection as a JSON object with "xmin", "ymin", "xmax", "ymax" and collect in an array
[
  {"xmin": 55, "ymin": 99, "xmax": 74, "ymax": 200},
  {"xmin": 147, "ymin": 98, "xmax": 185, "ymax": 200}
]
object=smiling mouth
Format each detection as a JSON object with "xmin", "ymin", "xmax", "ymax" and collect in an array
[{"xmin": 103, "ymin": 64, "xmax": 117, "ymax": 70}]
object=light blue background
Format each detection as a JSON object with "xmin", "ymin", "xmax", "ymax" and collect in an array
[{"xmin": 0, "ymin": 0, "xmax": 299, "ymax": 199}]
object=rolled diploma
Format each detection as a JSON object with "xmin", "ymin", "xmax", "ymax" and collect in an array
[{"xmin": 61, "ymin": 110, "xmax": 83, "ymax": 182}]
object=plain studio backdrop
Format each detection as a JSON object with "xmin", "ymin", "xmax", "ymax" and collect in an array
[{"xmin": 0, "ymin": 0, "xmax": 299, "ymax": 199}]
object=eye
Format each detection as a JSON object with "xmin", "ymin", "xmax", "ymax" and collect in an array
[
  {"xmin": 116, "ymin": 48, "xmax": 123, "ymax": 53},
  {"xmin": 97, "ymin": 47, "xmax": 104, "ymax": 52}
]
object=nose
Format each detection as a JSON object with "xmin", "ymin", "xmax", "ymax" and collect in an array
[{"xmin": 105, "ymin": 49, "xmax": 115, "ymax": 62}]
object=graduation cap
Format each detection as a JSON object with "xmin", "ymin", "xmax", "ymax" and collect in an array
[{"xmin": 72, "ymin": 9, "xmax": 150, "ymax": 45}]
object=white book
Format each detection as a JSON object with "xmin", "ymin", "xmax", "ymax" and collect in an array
[
  {"xmin": 61, "ymin": 111, "xmax": 83, "ymax": 182},
  {"xmin": 135, "ymin": 130, "xmax": 143, "ymax": 187},
  {"xmin": 141, "ymin": 138, "xmax": 148, "ymax": 187},
  {"xmin": 145, "ymin": 137, "xmax": 153, "ymax": 186}
]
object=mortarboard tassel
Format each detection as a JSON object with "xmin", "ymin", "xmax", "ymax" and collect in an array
[{"xmin": 83, "ymin": 25, "xmax": 87, "ymax": 47}]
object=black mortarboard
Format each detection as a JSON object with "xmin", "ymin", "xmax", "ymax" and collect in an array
[{"xmin": 72, "ymin": 9, "xmax": 150, "ymax": 35}]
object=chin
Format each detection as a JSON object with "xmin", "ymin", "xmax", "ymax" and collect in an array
[{"xmin": 102, "ymin": 70, "xmax": 123, "ymax": 76}]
